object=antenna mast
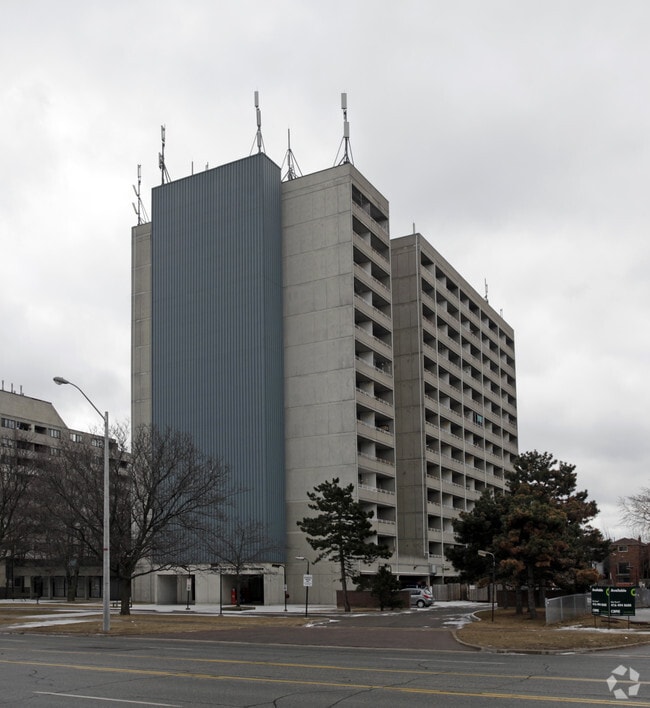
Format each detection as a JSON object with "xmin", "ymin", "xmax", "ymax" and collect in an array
[
  {"xmin": 250, "ymin": 91, "xmax": 266, "ymax": 155},
  {"xmin": 484, "ymin": 278, "xmax": 489, "ymax": 304},
  {"xmin": 131, "ymin": 164, "xmax": 149, "ymax": 224},
  {"xmin": 159, "ymin": 125, "xmax": 171, "ymax": 185},
  {"xmin": 335, "ymin": 92, "xmax": 354, "ymax": 166},
  {"xmin": 281, "ymin": 129, "xmax": 302, "ymax": 181}
]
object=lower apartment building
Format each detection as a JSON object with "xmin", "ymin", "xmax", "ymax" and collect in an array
[
  {"xmin": 391, "ymin": 235, "xmax": 518, "ymax": 581},
  {"xmin": 131, "ymin": 148, "xmax": 518, "ymax": 606},
  {"xmin": 0, "ymin": 387, "xmax": 109, "ymax": 600}
]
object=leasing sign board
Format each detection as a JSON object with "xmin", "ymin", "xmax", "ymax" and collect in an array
[{"xmin": 591, "ymin": 586, "xmax": 637, "ymax": 616}]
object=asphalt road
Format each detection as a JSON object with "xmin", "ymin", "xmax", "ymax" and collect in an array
[
  {"xmin": 159, "ymin": 604, "xmax": 476, "ymax": 652},
  {"xmin": 1, "ymin": 629, "xmax": 649, "ymax": 706}
]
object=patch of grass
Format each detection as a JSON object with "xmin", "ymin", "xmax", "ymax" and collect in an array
[
  {"xmin": 456, "ymin": 608, "xmax": 650, "ymax": 652},
  {"xmin": 0, "ymin": 602, "xmax": 307, "ymax": 636}
]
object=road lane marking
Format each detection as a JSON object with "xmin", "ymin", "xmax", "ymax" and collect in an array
[
  {"xmin": 3, "ymin": 659, "xmax": 650, "ymax": 705},
  {"xmin": 34, "ymin": 692, "xmax": 180, "ymax": 706},
  {"xmin": 28, "ymin": 650, "xmax": 650, "ymax": 688}
]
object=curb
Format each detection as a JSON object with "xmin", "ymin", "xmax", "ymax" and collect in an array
[{"xmin": 453, "ymin": 611, "xmax": 650, "ymax": 655}]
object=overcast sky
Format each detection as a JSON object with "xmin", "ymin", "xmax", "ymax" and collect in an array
[{"xmin": 2, "ymin": 0, "xmax": 648, "ymax": 540}]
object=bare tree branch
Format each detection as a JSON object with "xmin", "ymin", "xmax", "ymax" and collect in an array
[{"xmin": 619, "ymin": 488, "xmax": 650, "ymax": 541}]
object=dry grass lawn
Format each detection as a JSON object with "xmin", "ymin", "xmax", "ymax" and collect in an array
[
  {"xmin": 0, "ymin": 603, "xmax": 307, "ymax": 635},
  {"xmin": 2, "ymin": 603, "xmax": 650, "ymax": 652},
  {"xmin": 456, "ymin": 608, "xmax": 650, "ymax": 652}
]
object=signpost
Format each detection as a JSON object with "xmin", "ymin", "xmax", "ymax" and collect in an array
[{"xmin": 591, "ymin": 587, "xmax": 636, "ymax": 626}]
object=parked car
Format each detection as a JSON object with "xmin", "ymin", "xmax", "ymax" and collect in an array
[{"xmin": 407, "ymin": 586, "xmax": 433, "ymax": 608}]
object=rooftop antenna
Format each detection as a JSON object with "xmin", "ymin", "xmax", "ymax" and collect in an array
[
  {"xmin": 250, "ymin": 91, "xmax": 266, "ymax": 155},
  {"xmin": 131, "ymin": 164, "xmax": 149, "ymax": 224},
  {"xmin": 335, "ymin": 92, "xmax": 354, "ymax": 166},
  {"xmin": 159, "ymin": 125, "xmax": 171, "ymax": 185},
  {"xmin": 281, "ymin": 128, "xmax": 302, "ymax": 181},
  {"xmin": 484, "ymin": 278, "xmax": 489, "ymax": 304}
]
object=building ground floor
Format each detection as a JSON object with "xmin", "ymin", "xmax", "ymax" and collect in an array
[
  {"xmin": 0, "ymin": 559, "xmax": 119, "ymax": 601},
  {"xmin": 132, "ymin": 555, "xmax": 449, "ymax": 608},
  {"xmin": 1, "ymin": 555, "xmax": 462, "ymax": 607}
]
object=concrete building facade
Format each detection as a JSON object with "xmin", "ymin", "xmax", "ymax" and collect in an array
[
  {"xmin": 130, "ymin": 150, "xmax": 518, "ymax": 605},
  {"xmin": 283, "ymin": 164, "xmax": 399, "ymax": 601},
  {"xmin": 391, "ymin": 234, "xmax": 517, "ymax": 581}
]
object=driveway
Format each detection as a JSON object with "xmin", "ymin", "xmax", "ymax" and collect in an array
[{"xmin": 153, "ymin": 603, "xmax": 482, "ymax": 651}]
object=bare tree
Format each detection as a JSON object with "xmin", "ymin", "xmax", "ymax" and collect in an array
[
  {"xmin": 201, "ymin": 518, "xmax": 281, "ymax": 609},
  {"xmin": 0, "ymin": 431, "xmax": 43, "ymax": 595},
  {"xmin": 42, "ymin": 424, "xmax": 234, "ymax": 615},
  {"xmin": 620, "ymin": 488, "xmax": 650, "ymax": 541},
  {"xmin": 34, "ymin": 424, "xmax": 129, "ymax": 602},
  {"xmin": 32, "ymin": 475, "xmax": 96, "ymax": 602}
]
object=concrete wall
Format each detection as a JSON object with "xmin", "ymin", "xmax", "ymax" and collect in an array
[{"xmin": 282, "ymin": 166, "xmax": 360, "ymax": 604}]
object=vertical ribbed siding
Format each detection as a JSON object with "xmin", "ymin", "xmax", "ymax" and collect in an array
[{"xmin": 151, "ymin": 154, "xmax": 285, "ymax": 562}]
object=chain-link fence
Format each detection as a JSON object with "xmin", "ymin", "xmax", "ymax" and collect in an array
[
  {"xmin": 545, "ymin": 593, "xmax": 590, "ymax": 624},
  {"xmin": 546, "ymin": 587, "xmax": 650, "ymax": 624}
]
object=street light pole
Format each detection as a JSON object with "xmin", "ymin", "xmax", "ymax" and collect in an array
[
  {"xmin": 54, "ymin": 376, "xmax": 110, "ymax": 633},
  {"xmin": 478, "ymin": 550, "xmax": 496, "ymax": 622},
  {"xmin": 296, "ymin": 556, "xmax": 310, "ymax": 617}
]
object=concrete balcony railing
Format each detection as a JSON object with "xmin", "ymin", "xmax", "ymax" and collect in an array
[{"xmin": 356, "ymin": 420, "xmax": 394, "ymax": 446}]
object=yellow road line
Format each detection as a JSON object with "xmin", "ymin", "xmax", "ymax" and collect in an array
[
  {"xmin": 33, "ymin": 649, "xmax": 650, "ymax": 687},
  {"xmin": 0, "ymin": 658, "xmax": 648, "ymax": 706}
]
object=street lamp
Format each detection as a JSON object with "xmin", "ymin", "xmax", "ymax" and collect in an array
[
  {"xmin": 295, "ymin": 556, "xmax": 311, "ymax": 617},
  {"xmin": 478, "ymin": 550, "xmax": 496, "ymax": 622},
  {"xmin": 54, "ymin": 376, "xmax": 110, "ymax": 633}
]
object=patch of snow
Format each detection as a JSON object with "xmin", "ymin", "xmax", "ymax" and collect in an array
[{"xmin": 3, "ymin": 619, "xmax": 93, "ymax": 629}]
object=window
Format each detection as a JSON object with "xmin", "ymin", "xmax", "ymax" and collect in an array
[
  {"xmin": 48, "ymin": 428, "xmax": 61, "ymax": 439},
  {"xmin": 473, "ymin": 412, "xmax": 484, "ymax": 426},
  {"xmin": 91, "ymin": 438, "xmax": 104, "ymax": 448},
  {"xmin": 70, "ymin": 433, "xmax": 83, "ymax": 443},
  {"xmin": 16, "ymin": 421, "xmax": 31, "ymax": 431},
  {"xmin": 618, "ymin": 563, "xmax": 630, "ymax": 575},
  {"xmin": 1, "ymin": 418, "xmax": 16, "ymax": 429}
]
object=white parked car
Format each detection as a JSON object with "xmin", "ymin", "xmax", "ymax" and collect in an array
[{"xmin": 407, "ymin": 587, "xmax": 433, "ymax": 608}]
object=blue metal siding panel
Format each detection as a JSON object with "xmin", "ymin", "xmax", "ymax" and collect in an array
[{"xmin": 151, "ymin": 154, "xmax": 285, "ymax": 561}]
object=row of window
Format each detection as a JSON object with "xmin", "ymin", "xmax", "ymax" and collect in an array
[
  {"xmin": 2, "ymin": 417, "xmax": 62, "ymax": 438},
  {"xmin": 0, "ymin": 418, "xmax": 104, "ymax": 447}
]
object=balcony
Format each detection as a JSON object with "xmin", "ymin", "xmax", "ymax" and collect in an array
[
  {"xmin": 426, "ymin": 528, "xmax": 457, "ymax": 545},
  {"xmin": 358, "ymin": 452, "xmax": 395, "ymax": 475},
  {"xmin": 358, "ymin": 483, "xmax": 396, "ymax": 502},
  {"xmin": 356, "ymin": 420, "xmax": 394, "ymax": 446},
  {"xmin": 354, "ymin": 356, "xmax": 393, "ymax": 388},
  {"xmin": 354, "ymin": 294, "xmax": 392, "ymax": 329},
  {"xmin": 353, "ymin": 262, "xmax": 391, "ymax": 297},
  {"xmin": 354, "ymin": 325, "xmax": 392, "ymax": 359}
]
